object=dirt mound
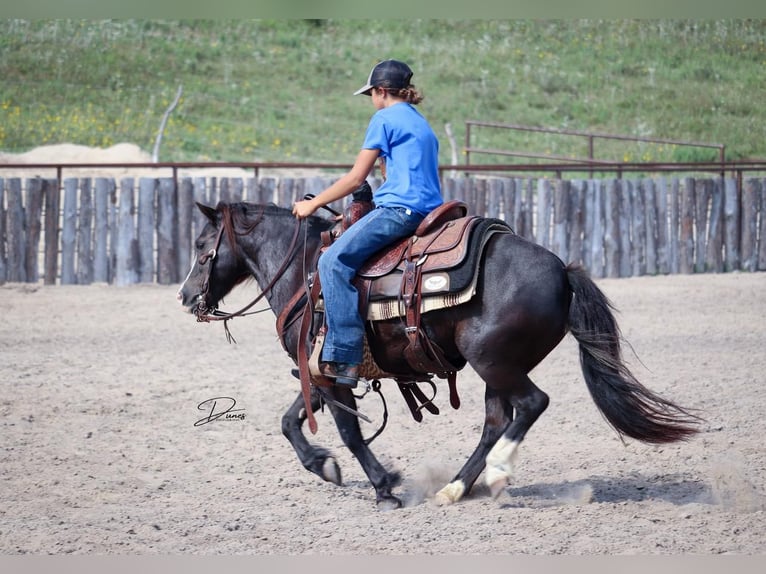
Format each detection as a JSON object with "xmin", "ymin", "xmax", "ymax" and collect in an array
[
  {"xmin": 0, "ymin": 143, "xmax": 325, "ymax": 180},
  {"xmin": 0, "ymin": 142, "xmax": 152, "ymax": 165},
  {"xmin": 0, "ymin": 142, "xmax": 162, "ymax": 179}
]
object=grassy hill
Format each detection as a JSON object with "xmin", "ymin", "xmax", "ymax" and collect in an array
[{"xmin": 1, "ymin": 19, "xmax": 764, "ymax": 167}]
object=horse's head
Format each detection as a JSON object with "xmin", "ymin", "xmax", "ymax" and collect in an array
[{"xmin": 176, "ymin": 202, "xmax": 249, "ymax": 318}]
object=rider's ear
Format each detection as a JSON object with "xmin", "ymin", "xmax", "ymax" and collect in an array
[{"xmin": 196, "ymin": 202, "xmax": 218, "ymax": 223}]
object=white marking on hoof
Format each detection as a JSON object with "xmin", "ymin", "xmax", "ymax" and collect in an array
[
  {"xmin": 322, "ymin": 457, "xmax": 342, "ymax": 485},
  {"xmin": 485, "ymin": 438, "xmax": 520, "ymax": 499},
  {"xmin": 434, "ymin": 480, "xmax": 466, "ymax": 505}
]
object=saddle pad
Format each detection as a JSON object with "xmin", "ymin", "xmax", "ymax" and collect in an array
[{"xmin": 366, "ymin": 219, "xmax": 512, "ymax": 321}]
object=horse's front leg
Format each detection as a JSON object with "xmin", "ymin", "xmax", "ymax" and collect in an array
[
  {"xmin": 321, "ymin": 386, "xmax": 403, "ymax": 510},
  {"xmin": 281, "ymin": 389, "xmax": 342, "ymax": 485}
]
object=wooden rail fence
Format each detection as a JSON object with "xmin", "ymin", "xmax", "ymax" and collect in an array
[{"xmin": 1, "ymin": 174, "xmax": 764, "ymax": 286}]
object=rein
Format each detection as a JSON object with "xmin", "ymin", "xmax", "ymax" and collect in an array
[{"xmin": 195, "ymin": 208, "xmax": 304, "ymax": 339}]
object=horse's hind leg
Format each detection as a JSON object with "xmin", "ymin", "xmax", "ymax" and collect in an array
[
  {"xmin": 434, "ymin": 386, "xmax": 514, "ymax": 505},
  {"xmin": 435, "ymin": 374, "xmax": 549, "ymax": 504},
  {"xmin": 484, "ymin": 374, "xmax": 549, "ymax": 498},
  {"xmin": 281, "ymin": 389, "xmax": 342, "ymax": 485},
  {"xmin": 322, "ymin": 386, "xmax": 403, "ymax": 510}
]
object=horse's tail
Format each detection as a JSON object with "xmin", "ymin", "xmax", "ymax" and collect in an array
[{"xmin": 565, "ymin": 264, "xmax": 701, "ymax": 444}]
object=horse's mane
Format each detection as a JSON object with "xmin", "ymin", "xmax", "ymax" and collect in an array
[{"xmin": 214, "ymin": 201, "xmax": 333, "ymax": 254}]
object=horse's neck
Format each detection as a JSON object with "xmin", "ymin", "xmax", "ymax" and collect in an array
[{"xmin": 243, "ymin": 212, "xmax": 325, "ymax": 316}]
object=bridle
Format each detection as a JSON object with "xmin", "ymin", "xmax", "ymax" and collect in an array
[{"xmin": 194, "ymin": 207, "xmax": 304, "ymax": 339}]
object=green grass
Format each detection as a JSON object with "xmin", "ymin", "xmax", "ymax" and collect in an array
[{"xmin": 1, "ymin": 19, "xmax": 765, "ymax": 167}]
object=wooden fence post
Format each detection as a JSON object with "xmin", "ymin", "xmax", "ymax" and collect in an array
[
  {"xmin": 679, "ymin": 177, "xmax": 695, "ymax": 274},
  {"xmin": 741, "ymin": 178, "xmax": 760, "ymax": 271},
  {"xmin": 706, "ymin": 177, "xmax": 725, "ymax": 273},
  {"xmin": 617, "ymin": 179, "xmax": 632, "ymax": 277},
  {"xmin": 277, "ymin": 178, "xmax": 294, "ymax": 208},
  {"xmin": 156, "ymin": 178, "xmax": 177, "ymax": 285},
  {"xmin": 551, "ymin": 179, "xmax": 570, "ymax": 264},
  {"xmin": 456, "ymin": 177, "xmax": 472, "ymax": 215},
  {"xmin": 522, "ymin": 178, "xmax": 535, "ymax": 241},
  {"xmin": 643, "ymin": 179, "xmax": 658, "ymax": 275},
  {"xmin": 257, "ymin": 176, "xmax": 277, "ymax": 205},
  {"xmin": 441, "ymin": 177, "xmax": 455, "ymax": 203},
  {"xmin": 6, "ymin": 179, "xmax": 25, "ymax": 282},
  {"xmin": 499, "ymin": 178, "xmax": 514, "ymax": 228},
  {"xmin": 293, "ymin": 178, "xmax": 306, "ymax": 207},
  {"xmin": 487, "ymin": 177, "xmax": 503, "ymax": 220},
  {"xmin": 177, "ymin": 177, "xmax": 194, "ymax": 278},
  {"xmin": 457, "ymin": 177, "xmax": 472, "ymax": 215},
  {"xmin": 536, "ymin": 179, "xmax": 552, "ymax": 249},
  {"xmin": 219, "ymin": 177, "xmax": 232, "ymax": 203},
  {"xmin": 43, "ymin": 178, "xmax": 61, "ymax": 284},
  {"xmin": 569, "ymin": 180, "xmax": 587, "ymax": 268},
  {"xmin": 93, "ymin": 178, "xmax": 112, "ymax": 283},
  {"xmin": 60, "ymin": 178, "xmax": 78, "ymax": 284},
  {"xmin": 246, "ymin": 177, "xmax": 257, "ymax": 202},
  {"xmin": 508, "ymin": 178, "xmax": 520, "ymax": 232},
  {"xmin": 590, "ymin": 180, "xmax": 605, "ymax": 278},
  {"xmin": 723, "ymin": 177, "xmax": 740, "ymax": 271},
  {"xmin": 655, "ymin": 178, "xmax": 670, "ymax": 275},
  {"xmin": 759, "ymin": 178, "xmax": 766, "ymax": 271},
  {"xmin": 472, "ymin": 178, "xmax": 487, "ymax": 218},
  {"xmin": 506, "ymin": 178, "xmax": 520, "ymax": 235},
  {"xmin": 114, "ymin": 178, "xmax": 139, "ymax": 286},
  {"xmin": 694, "ymin": 178, "xmax": 711, "ymax": 273},
  {"xmin": 108, "ymin": 179, "xmax": 118, "ymax": 282},
  {"xmin": 138, "ymin": 178, "xmax": 157, "ymax": 283},
  {"xmin": 604, "ymin": 179, "xmax": 620, "ymax": 278},
  {"xmin": 669, "ymin": 178, "xmax": 680, "ymax": 274},
  {"xmin": 192, "ymin": 177, "xmax": 207, "ymax": 241},
  {"xmin": 76, "ymin": 178, "xmax": 93, "ymax": 285},
  {"xmin": 0, "ymin": 178, "xmax": 6, "ymax": 284},
  {"xmin": 24, "ymin": 177, "xmax": 44, "ymax": 283},
  {"xmin": 631, "ymin": 179, "xmax": 647, "ymax": 276},
  {"xmin": 207, "ymin": 177, "xmax": 218, "ymax": 206},
  {"xmin": 582, "ymin": 180, "xmax": 595, "ymax": 271}
]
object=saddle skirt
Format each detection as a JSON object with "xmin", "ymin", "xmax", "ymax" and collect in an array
[{"xmin": 356, "ymin": 214, "xmax": 512, "ymax": 321}]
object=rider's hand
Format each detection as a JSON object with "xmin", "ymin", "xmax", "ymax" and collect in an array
[{"xmin": 292, "ymin": 198, "xmax": 319, "ymax": 220}]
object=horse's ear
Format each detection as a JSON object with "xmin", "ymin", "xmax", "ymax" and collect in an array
[{"xmin": 196, "ymin": 202, "xmax": 218, "ymax": 224}]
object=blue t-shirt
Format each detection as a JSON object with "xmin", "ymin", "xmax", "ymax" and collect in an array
[{"xmin": 361, "ymin": 102, "xmax": 443, "ymax": 216}]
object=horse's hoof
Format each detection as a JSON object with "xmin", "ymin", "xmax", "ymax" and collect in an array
[
  {"xmin": 376, "ymin": 496, "xmax": 403, "ymax": 512},
  {"xmin": 434, "ymin": 480, "xmax": 465, "ymax": 505},
  {"xmin": 321, "ymin": 457, "xmax": 342, "ymax": 485},
  {"xmin": 433, "ymin": 492, "xmax": 454, "ymax": 506},
  {"xmin": 487, "ymin": 476, "xmax": 509, "ymax": 500},
  {"xmin": 485, "ymin": 462, "xmax": 512, "ymax": 499}
]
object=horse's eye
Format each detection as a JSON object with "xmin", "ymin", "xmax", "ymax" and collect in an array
[{"xmin": 195, "ymin": 242, "xmax": 205, "ymax": 251}]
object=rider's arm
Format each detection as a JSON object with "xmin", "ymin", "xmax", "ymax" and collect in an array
[{"xmin": 292, "ymin": 148, "xmax": 379, "ymax": 219}]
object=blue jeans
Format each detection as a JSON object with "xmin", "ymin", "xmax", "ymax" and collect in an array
[{"xmin": 318, "ymin": 206, "xmax": 424, "ymax": 365}]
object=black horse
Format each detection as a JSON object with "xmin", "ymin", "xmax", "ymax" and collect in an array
[{"xmin": 177, "ymin": 200, "xmax": 701, "ymax": 509}]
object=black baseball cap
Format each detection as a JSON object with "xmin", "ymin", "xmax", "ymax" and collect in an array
[{"xmin": 353, "ymin": 59, "xmax": 413, "ymax": 96}]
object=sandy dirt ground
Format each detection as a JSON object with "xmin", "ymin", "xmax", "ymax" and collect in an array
[{"xmin": 1, "ymin": 271, "xmax": 765, "ymax": 555}]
